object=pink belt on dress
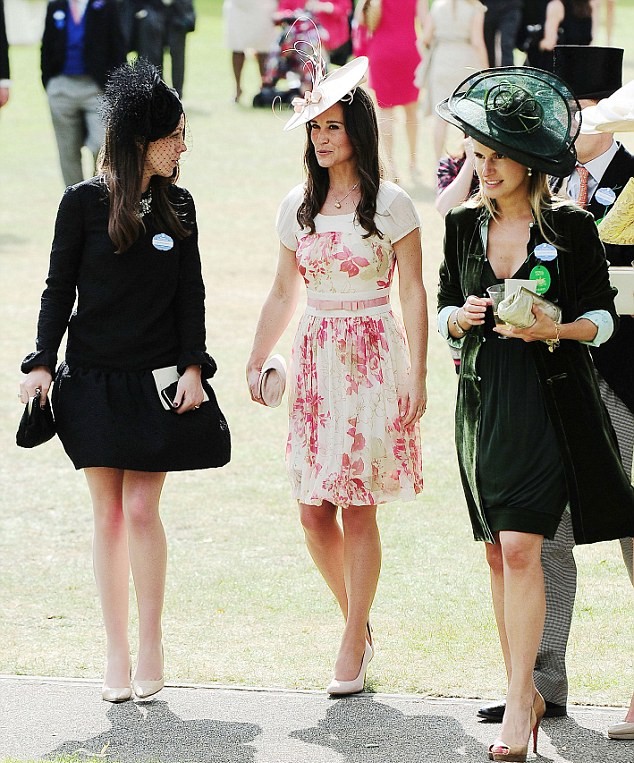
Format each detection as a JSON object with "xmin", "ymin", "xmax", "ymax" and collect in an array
[{"xmin": 306, "ymin": 295, "xmax": 390, "ymax": 311}]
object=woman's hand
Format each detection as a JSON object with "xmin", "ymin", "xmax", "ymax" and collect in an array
[
  {"xmin": 493, "ymin": 305, "xmax": 558, "ymax": 342},
  {"xmin": 246, "ymin": 363, "xmax": 266, "ymax": 406},
  {"xmin": 19, "ymin": 366, "xmax": 53, "ymax": 406},
  {"xmin": 461, "ymin": 295, "xmax": 489, "ymax": 327},
  {"xmin": 173, "ymin": 365, "xmax": 205, "ymax": 414},
  {"xmin": 401, "ymin": 378, "xmax": 428, "ymax": 428}
]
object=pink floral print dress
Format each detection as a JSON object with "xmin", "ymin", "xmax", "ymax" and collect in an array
[{"xmin": 276, "ymin": 181, "xmax": 423, "ymax": 507}]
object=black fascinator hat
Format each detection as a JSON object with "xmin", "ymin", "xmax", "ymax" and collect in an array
[
  {"xmin": 436, "ymin": 66, "xmax": 580, "ymax": 177},
  {"xmin": 100, "ymin": 58, "xmax": 183, "ymax": 145}
]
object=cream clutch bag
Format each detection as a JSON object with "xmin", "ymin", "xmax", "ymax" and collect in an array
[
  {"xmin": 598, "ymin": 178, "xmax": 634, "ymax": 246},
  {"xmin": 497, "ymin": 287, "xmax": 562, "ymax": 329}
]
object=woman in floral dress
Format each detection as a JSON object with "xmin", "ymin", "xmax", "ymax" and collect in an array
[{"xmin": 247, "ymin": 57, "xmax": 428, "ymax": 695}]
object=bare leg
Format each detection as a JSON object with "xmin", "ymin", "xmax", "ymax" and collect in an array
[
  {"xmin": 299, "ymin": 501, "xmax": 348, "ymax": 617},
  {"xmin": 231, "ymin": 51, "xmax": 245, "ymax": 102},
  {"xmin": 299, "ymin": 502, "xmax": 380, "ymax": 680},
  {"xmin": 123, "ymin": 470, "xmax": 167, "ymax": 681},
  {"xmin": 625, "ymin": 691, "xmax": 634, "ymax": 723},
  {"xmin": 485, "ymin": 537, "xmax": 511, "ymax": 682},
  {"xmin": 496, "ymin": 531, "xmax": 545, "ymax": 749},
  {"xmin": 335, "ymin": 505, "xmax": 381, "ymax": 680},
  {"xmin": 85, "ymin": 467, "xmax": 130, "ymax": 688},
  {"xmin": 377, "ymin": 105, "xmax": 397, "ymax": 181},
  {"xmin": 256, "ymin": 52, "xmax": 268, "ymax": 86},
  {"xmin": 432, "ymin": 114, "xmax": 447, "ymax": 163},
  {"xmin": 403, "ymin": 101, "xmax": 419, "ymax": 177}
]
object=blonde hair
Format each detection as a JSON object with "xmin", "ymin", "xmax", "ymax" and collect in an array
[{"xmin": 466, "ymin": 171, "xmax": 571, "ymax": 246}]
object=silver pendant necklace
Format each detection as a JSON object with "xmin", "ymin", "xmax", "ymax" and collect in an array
[{"xmin": 333, "ymin": 182, "xmax": 359, "ymax": 209}]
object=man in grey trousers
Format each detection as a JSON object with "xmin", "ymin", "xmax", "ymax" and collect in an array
[{"xmin": 41, "ymin": 0, "xmax": 126, "ymax": 186}]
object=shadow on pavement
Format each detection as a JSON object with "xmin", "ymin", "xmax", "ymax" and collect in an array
[
  {"xmin": 543, "ymin": 715, "xmax": 634, "ymax": 763},
  {"xmin": 47, "ymin": 698, "xmax": 261, "ymax": 762},
  {"xmin": 291, "ymin": 694, "xmax": 486, "ymax": 762}
]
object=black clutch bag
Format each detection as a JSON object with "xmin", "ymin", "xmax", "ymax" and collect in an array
[{"xmin": 16, "ymin": 390, "xmax": 56, "ymax": 448}]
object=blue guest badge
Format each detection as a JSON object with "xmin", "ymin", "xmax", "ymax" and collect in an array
[
  {"xmin": 53, "ymin": 9, "xmax": 66, "ymax": 27},
  {"xmin": 533, "ymin": 243, "xmax": 557, "ymax": 262},
  {"xmin": 595, "ymin": 187, "xmax": 617, "ymax": 207},
  {"xmin": 152, "ymin": 233, "xmax": 174, "ymax": 252}
]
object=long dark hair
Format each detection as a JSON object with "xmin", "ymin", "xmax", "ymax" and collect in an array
[
  {"xmin": 98, "ymin": 127, "xmax": 190, "ymax": 254},
  {"xmin": 297, "ymin": 86, "xmax": 383, "ymax": 238}
]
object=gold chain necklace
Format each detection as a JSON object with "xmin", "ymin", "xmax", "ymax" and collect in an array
[{"xmin": 332, "ymin": 182, "xmax": 359, "ymax": 209}]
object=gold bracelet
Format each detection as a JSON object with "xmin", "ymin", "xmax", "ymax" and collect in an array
[
  {"xmin": 452, "ymin": 309, "xmax": 467, "ymax": 337},
  {"xmin": 547, "ymin": 323, "xmax": 561, "ymax": 353}
]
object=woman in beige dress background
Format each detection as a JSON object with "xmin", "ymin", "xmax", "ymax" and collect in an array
[
  {"xmin": 420, "ymin": 0, "xmax": 488, "ymax": 161},
  {"xmin": 223, "ymin": 0, "xmax": 277, "ymax": 102}
]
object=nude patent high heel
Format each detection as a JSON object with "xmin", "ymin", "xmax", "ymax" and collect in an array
[
  {"xmin": 102, "ymin": 682, "xmax": 132, "ymax": 703},
  {"xmin": 132, "ymin": 645, "xmax": 164, "ymax": 700},
  {"xmin": 326, "ymin": 640, "xmax": 373, "ymax": 696},
  {"xmin": 102, "ymin": 664, "xmax": 132, "ymax": 703},
  {"xmin": 488, "ymin": 705, "xmax": 540, "ymax": 762},
  {"xmin": 532, "ymin": 691, "xmax": 546, "ymax": 752}
]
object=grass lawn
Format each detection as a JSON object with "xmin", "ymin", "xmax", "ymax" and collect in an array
[{"xmin": 1, "ymin": 0, "xmax": 634, "ymax": 718}]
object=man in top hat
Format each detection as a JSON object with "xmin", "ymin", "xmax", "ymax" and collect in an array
[{"xmin": 477, "ymin": 44, "xmax": 634, "ymax": 724}]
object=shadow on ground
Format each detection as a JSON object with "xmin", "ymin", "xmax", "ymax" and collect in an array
[
  {"xmin": 291, "ymin": 694, "xmax": 485, "ymax": 761},
  {"xmin": 47, "ymin": 699, "xmax": 261, "ymax": 762}
]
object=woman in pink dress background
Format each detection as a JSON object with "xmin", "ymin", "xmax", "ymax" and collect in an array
[{"xmin": 358, "ymin": 0, "xmax": 428, "ymax": 182}]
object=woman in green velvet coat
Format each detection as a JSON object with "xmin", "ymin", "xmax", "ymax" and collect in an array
[{"xmin": 436, "ymin": 67, "xmax": 634, "ymax": 763}]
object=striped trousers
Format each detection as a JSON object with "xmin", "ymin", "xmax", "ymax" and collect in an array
[{"xmin": 535, "ymin": 378, "xmax": 633, "ymax": 705}]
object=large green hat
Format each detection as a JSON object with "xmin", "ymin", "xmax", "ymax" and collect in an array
[{"xmin": 436, "ymin": 67, "xmax": 580, "ymax": 177}]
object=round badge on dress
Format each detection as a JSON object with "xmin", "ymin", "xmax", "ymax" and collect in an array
[
  {"xmin": 530, "ymin": 264, "xmax": 551, "ymax": 294},
  {"xmin": 594, "ymin": 187, "xmax": 617, "ymax": 207},
  {"xmin": 152, "ymin": 233, "xmax": 174, "ymax": 251},
  {"xmin": 533, "ymin": 243, "xmax": 558, "ymax": 262}
]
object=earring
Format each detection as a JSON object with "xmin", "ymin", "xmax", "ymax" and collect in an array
[{"xmin": 527, "ymin": 167, "xmax": 533, "ymax": 177}]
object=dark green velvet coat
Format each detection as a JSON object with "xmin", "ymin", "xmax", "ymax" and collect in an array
[{"xmin": 438, "ymin": 203, "xmax": 634, "ymax": 544}]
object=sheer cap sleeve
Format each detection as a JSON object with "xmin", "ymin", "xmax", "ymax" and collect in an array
[
  {"xmin": 376, "ymin": 181, "xmax": 421, "ymax": 244},
  {"xmin": 276, "ymin": 184, "xmax": 306, "ymax": 250}
]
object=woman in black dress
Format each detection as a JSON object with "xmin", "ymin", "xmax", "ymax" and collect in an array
[
  {"xmin": 436, "ymin": 67, "xmax": 634, "ymax": 761},
  {"xmin": 524, "ymin": 0, "xmax": 593, "ymax": 71},
  {"xmin": 18, "ymin": 60, "xmax": 228, "ymax": 702}
]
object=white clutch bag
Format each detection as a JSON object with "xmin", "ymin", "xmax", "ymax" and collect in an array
[
  {"xmin": 258, "ymin": 354, "xmax": 287, "ymax": 408},
  {"xmin": 497, "ymin": 287, "xmax": 561, "ymax": 329}
]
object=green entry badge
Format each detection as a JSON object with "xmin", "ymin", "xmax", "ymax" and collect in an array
[{"xmin": 530, "ymin": 264, "xmax": 551, "ymax": 294}]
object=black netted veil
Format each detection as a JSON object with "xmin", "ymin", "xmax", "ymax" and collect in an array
[{"xmin": 100, "ymin": 58, "xmax": 183, "ymax": 145}]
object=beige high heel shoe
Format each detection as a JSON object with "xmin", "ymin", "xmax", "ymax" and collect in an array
[
  {"xmin": 102, "ymin": 664, "xmax": 132, "ymax": 703},
  {"xmin": 133, "ymin": 646, "xmax": 164, "ymax": 700},
  {"xmin": 326, "ymin": 640, "xmax": 373, "ymax": 696},
  {"xmin": 488, "ymin": 705, "xmax": 540, "ymax": 762}
]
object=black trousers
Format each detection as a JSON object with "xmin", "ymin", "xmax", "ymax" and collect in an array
[
  {"xmin": 483, "ymin": 2, "xmax": 522, "ymax": 67},
  {"xmin": 134, "ymin": 8, "xmax": 188, "ymax": 97}
]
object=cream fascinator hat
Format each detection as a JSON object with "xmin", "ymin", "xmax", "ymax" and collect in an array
[
  {"xmin": 284, "ymin": 56, "xmax": 369, "ymax": 131},
  {"xmin": 579, "ymin": 80, "xmax": 634, "ymax": 134}
]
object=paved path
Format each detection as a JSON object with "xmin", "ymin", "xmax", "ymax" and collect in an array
[{"xmin": 1, "ymin": 675, "xmax": 632, "ymax": 762}]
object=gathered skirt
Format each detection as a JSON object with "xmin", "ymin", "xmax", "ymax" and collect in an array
[
  {"xmin": 286, "ymin": 307, "xmax": 423, "ymax": 507},
  {"xmin": 477, "ymin": 335, "xmax": 567, "ymax": 538},
  {"xmin": 52, "ymin": 363, "xmax": 229, "ymax": 472}
]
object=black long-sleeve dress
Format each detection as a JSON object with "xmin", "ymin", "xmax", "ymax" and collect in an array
[{"xmin": 22, "ymin": 177, "xmax": 227, "ymax": 471}]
